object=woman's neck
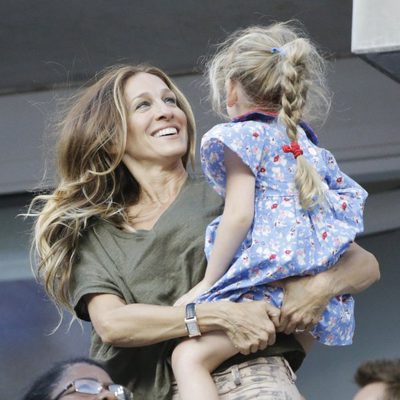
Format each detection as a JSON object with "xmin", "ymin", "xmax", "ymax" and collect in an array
[
  {"xmin": 127, "ymin": 160, "xmax": 188, "ymax": 206},
  {"xmin": 124, "ymin": 162, "xmax": 188, "ymax": 231},
  {"xmin": 139, "ymin": 168, "xmax": 188, "ymax": 205}
]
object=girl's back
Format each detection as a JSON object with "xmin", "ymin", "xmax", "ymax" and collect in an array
[{"xmin": 201, "ymin": 114, "xmax": 367, "ymax": 285}]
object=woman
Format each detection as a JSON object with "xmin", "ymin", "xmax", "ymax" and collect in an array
[
  {"xmin": 30, "ymin": 64, "xmax": 379, "ymax": 399},
  {"xmin": 21, "ymin": 357, "xmax": 133, "ymax": 400}
]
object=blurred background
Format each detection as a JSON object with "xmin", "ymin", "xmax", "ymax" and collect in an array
[{"xmin": 1, "ymin": 1, "xmax": 399, "ymax": 398}]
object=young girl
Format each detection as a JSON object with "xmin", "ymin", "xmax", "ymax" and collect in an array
[{"xmin": 172, "ymin": 22, "xmax": 368, "ymax": 399}]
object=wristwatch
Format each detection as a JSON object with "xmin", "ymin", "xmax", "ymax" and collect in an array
[{"xmin": 184, "ymin": 303, "xmax": 201, "ymax": 337}]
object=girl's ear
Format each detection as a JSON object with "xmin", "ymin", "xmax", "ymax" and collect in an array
[{"xmin": 226, "ymin": 79, "xmax": 238, "ymax": 108}]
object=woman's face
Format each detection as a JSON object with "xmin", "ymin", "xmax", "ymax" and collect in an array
[
  {"xmin": 51, "ymin": 363, "xmax": 117, "ymax": 399},
  {"xmin": 123, "ymin": 72, "xmax": 188, "ymax": 167}
]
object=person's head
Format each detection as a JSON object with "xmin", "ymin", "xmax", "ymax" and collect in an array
[
  {"xmin": 57, "ymin": 64, "xmax": 196, "ymax": 203},
  {"xmin": 353, "ymin": 359, "xmax": 400, "ymax": 400},
  {"xmin": 21, "ymin": 358, "xmax": 132, "ymax": 400},
  {"xmin": 207, "ymin": 21, "xmax": 330, "ymax": 209},
  {"xmin": 29, "ymin": 64, "xmax": 196, "ymax": 315},
  {"xmin": 122, "ymin": 71, "xmax": 191, "ymax": 174}
]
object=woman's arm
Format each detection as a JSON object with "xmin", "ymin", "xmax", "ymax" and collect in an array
[
  {"xmin": 87, "ymin": 293, "xmax": 279, "ymax": 354},
  {"xmin": 317, "ymin": 242, "xmax": 380, "ymax": 294},
  {"xmin": 276, "ymin": 242, "xmax": 380, "ymax": 334}
]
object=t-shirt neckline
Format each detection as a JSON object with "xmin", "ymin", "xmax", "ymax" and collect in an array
[{"xmin": 102, "ymin": 175, "xmax": 192, "ymax": 238}]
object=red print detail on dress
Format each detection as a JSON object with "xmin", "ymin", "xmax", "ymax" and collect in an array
[
  {"xmin": 273, "ymin": 155, "xmax": 280, "ymax": 162},
  {"xmin": 271, "ymin": 203, "xmax": 278, "ymax": 209},
  {"xmin": 252, "ymin": 132, "xmax": 259, "ymax": 138},
  {"xmin": 322, "ymin": 232, "xmax": 328, "ymax": 240}
]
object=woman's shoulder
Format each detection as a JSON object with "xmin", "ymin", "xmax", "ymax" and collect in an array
[
  {"xmin": 186, "ymin": 174, "xmax": 224, "ymax": 204},
  {"xmin": 187, "ymin": 173, "xmax": 218, "ymax": 194},
  {"xmin": 78, "ymin": 218, "xmax": 120, "ymax": 249},
  {"xmin": 187, "ymin": 173, "xmax": 209, "ymax": 185}
]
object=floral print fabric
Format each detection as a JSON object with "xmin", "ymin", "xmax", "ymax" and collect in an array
[{"xmin": 196, "ymin": 113, "xmax": 368, "ymax": 346}]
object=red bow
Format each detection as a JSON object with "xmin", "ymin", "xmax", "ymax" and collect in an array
[{"xmin": 282, "ymin": 141, "xmax": 303, "ymax": 159}]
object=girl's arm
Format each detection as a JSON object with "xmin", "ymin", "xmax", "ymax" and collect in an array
[
  {"xmin": 203, "ymin": 147, "xmax": 256, "ymax": 284},
  {"xmin": 275, "ymin": 242, "xmax": 380, "ymax": 334},
  {"xmin": 86, "ymin": 293, "xmax": 279, "ymax": 354},
  {"xmin": 174, "ymin": 147, "xmax": 256, "ymax": 305}
]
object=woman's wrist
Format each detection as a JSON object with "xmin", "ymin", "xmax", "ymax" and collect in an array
[
  {"xmin": 310, "ymin": 271, "xmax": 337, "ymax": 299},
  {"xmin": 317, "ymin": 243, "xmax": 380, "ymax": 297},
  {"xmin": 195, "ymin": 302, "xmax": 231, "ymax": 333}
]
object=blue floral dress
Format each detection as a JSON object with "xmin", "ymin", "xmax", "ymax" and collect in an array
[{"xmin": 195, "ymin": 111, "xmax": 368, "ymax": 346}]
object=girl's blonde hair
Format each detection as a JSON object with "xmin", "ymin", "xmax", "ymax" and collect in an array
[
  {"xmin": 29, "ymin": 64, "xmax": 196, "ymax": 315},
  {"xmin": 207, "ymin": 21, "xmax": 331, "ymax": 208}
]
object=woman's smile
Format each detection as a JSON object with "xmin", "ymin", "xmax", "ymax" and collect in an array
[{"xmin": 151, "ymin": 126, "xmax": 179, "ymax": 138}]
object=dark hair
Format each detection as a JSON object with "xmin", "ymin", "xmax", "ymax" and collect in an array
[
  {"xmin": 355, "ymin": 359, "xmax": 400, "ymax": 400},
  {"xmin": 21, "ymin": 357, "xmax": 108, "ymax": 400}
]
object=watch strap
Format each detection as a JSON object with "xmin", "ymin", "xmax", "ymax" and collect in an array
[{"xmin": 185, "ymin": 303, "xmax": 196, "ymax": 319}]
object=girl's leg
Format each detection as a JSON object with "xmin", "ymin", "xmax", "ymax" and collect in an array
[
  {"xmin": 171, "ymin": 331, "xmax": 237, "ymax": 400},
  {"xmin": 294, "ymin": 332, "xmax": 315, "ymax": 353}
]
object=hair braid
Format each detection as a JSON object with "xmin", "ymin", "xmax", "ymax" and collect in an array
[
  {"xmin": 206, "ymin": 21, "xmax": 331, "ymax": 210},
  {"xmin": 279, "ymin": 39, "xmax": 324, "ymax": 209}
]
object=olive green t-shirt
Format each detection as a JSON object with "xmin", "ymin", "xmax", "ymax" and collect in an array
[{"xmin": 70, "ymin": 175, "xmax": 305, "ymax": 400}]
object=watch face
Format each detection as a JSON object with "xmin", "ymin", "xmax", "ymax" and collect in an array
[{"xmin": 186, "ymin": 320, "xmax": 200, "ymax": 337}]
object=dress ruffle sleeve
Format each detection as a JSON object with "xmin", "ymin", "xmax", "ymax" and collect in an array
[
  {"xmin": 200, "ymin": 121, "xmax": 266, "ymax": 197},
  {"xmin": 322, "ymin": 148, "xmax": 368, "ymax": 234}
]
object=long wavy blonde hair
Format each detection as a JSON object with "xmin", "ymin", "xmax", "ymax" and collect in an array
[
  {"xmin": 29, "ymin": 64, "xmax": 196, "ymax": 315},
  {"xmin": 207, "ymin": 21, "xmax": 331, "ymax": 208}
]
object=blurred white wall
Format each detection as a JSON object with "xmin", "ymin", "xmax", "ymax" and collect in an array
[{"xmin": 352, "ymin": 0, "xmax": 400, "ymax": 53}]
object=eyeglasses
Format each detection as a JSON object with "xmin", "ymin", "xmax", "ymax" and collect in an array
[{"xmin": 52, "ymin": 378, "xmax": 133, "ymax": 400}]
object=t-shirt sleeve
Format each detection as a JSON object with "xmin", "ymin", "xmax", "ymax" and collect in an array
[
  {"xmin": 322, "ymin": 148, "xmax": 368, "ymax": 234},
  {"xmin": 69, "ymin": 229, "xmax": 124, "ymax": 321},
  {"xmin": 200, "ymin": 121, "xmax": 265, "ymax": 196}
]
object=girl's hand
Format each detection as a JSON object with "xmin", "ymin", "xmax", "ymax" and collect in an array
[
  {"xmin": 173, "ymin": 280, "xmax": 211, "ymax": 306},
  {"xmin": 273, "ymin": 275, "xmax": 331, "ymax": 334},
  {"xmin": 211, "ymin": 301, "xmax": 280, "ymax": 355}
]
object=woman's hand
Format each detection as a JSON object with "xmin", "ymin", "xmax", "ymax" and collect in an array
[
  {"xmin": 274, "ymin": 242, "xmax": 380, "ymax": 335},
  {"xmin": 198, "ymin": 301, "xmax": 280, "ymax": 355},
  {"xmin": 273, "ymin": 275, "xmax": 331, "ymax": 335}
]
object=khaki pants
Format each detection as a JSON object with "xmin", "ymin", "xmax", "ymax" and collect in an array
[{"xmin": 171, "ymin": 356, "xmax": 304, "ymax": 399}]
